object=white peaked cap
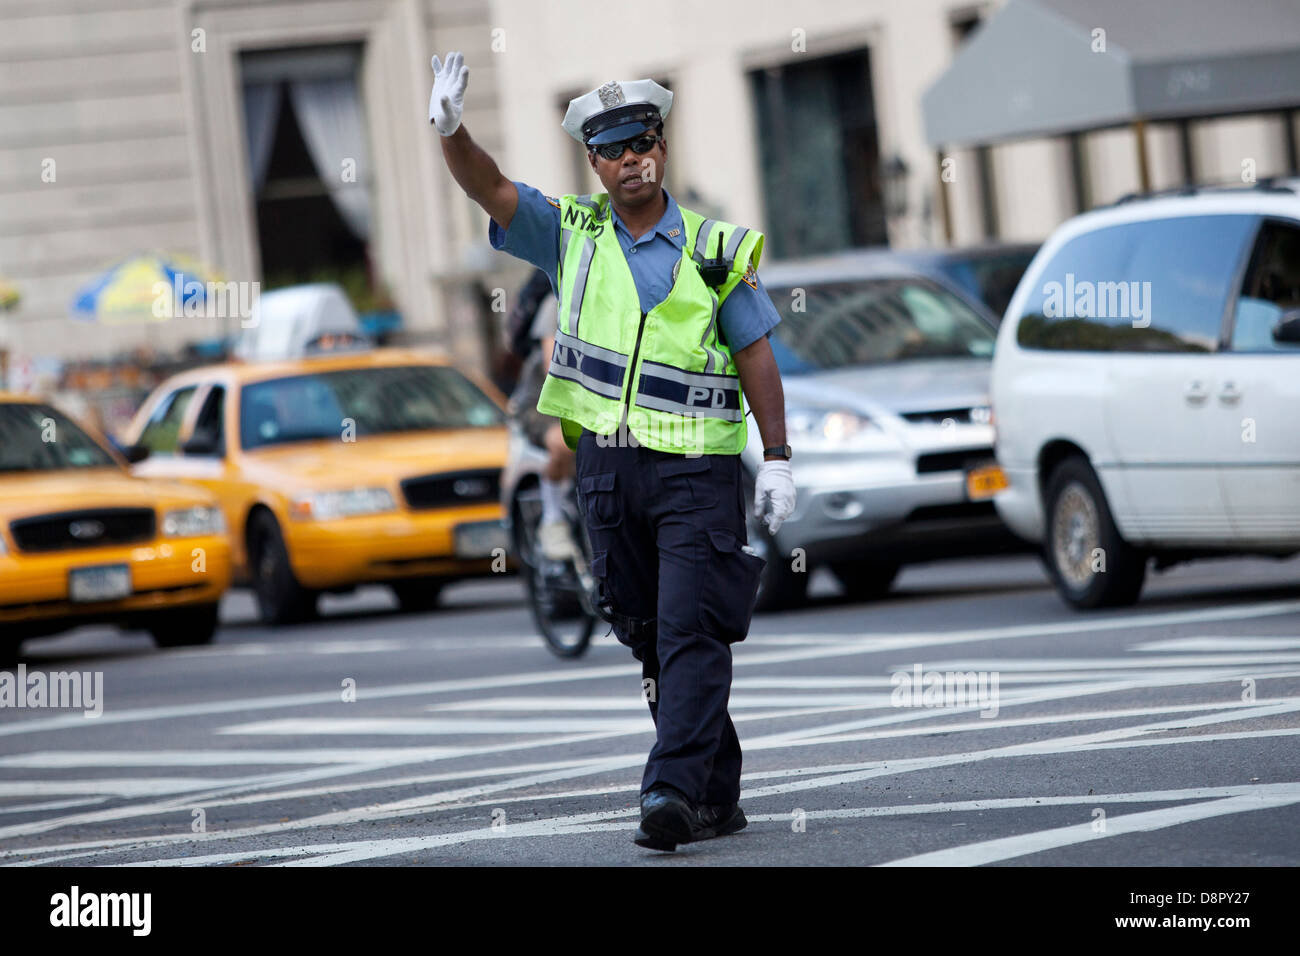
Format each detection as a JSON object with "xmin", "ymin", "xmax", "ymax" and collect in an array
[{"xmin": 562, "ymin": 79, "xmax": 673, "ymax": 145}]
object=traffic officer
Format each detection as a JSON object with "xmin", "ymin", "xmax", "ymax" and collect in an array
[{"xmin": 430, "ymin": 52, "xmax": 796, "ymax": 851}]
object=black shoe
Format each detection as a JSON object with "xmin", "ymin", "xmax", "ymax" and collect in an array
[
  {"xmin": 692, "ymin": 802, "xmax": 747, "ymax": 842},
  {"xmin": 634, "ymin": 786, "xmax": 696, "ymax": 851}
]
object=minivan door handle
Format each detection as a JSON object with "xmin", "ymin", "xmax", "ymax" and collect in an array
[
  {"xmin": 1218, "ymin": 381, "xmax": 1242, "ymax": 404},
  {"xmin": 1184, "ymin": 380, "xmax": 1209, "ymax": 404}
]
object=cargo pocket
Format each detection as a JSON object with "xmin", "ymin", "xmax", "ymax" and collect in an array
[
  {"xmin": 656, "ymin": 455, "xmax": 720, "ymax": 511},
  {"xmin": 578, "ymin": 472, "xmax": 621, "ymax": 529},
  {"xmin": 698, "ymin": 527, "xmax": 766, "ymax": 644}
]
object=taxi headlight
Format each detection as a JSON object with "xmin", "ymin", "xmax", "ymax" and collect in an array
[
  {"xmin": 290, "ymin": 487, "xmax": 396, "ymax": 521},
  {"xmin": 786, "ymin": 405, "xmax": 879, "ymax": 449},
  {"xmin": 162, "ymin": 505, "xmax": 226, "ymax": 537}
]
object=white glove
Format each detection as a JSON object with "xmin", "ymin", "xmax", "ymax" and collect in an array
[
  {"xmin": 754, "ymin": 459, "xmax": 796, "ymax": 535},
  {"xmin": 429, "ymin": 52, "xmax": 468, "ymax": 136}
]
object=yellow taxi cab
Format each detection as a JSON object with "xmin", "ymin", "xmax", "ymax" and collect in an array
[
  {"xmin": 0, "ymin": 393, "xmax": 231, "ymax": 650},
  {"xmin": 122, "ymin": 348, "xmax": 511, "ymax": 625}
]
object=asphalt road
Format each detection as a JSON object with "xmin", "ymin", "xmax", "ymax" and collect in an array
[{"xmin": 2, "ymin": 553, "xmax": 1299, "ymax": 867}]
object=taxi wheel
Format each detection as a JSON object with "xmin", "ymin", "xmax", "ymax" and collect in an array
[
  {"xmin": 248, "ymin": 511, "xmax": 319, "ymax": 625},
  {"xmin": 391, "ymin": 579, "xmax": 444, "ymax": 613},
  {"xmin": 149, "ymin": 603, "xmax": 219, "ymax": 648}
]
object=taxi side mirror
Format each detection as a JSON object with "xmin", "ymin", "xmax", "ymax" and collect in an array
[
  {"xmin": 181, "ymin": 432, "xmax": 220, "ymax": 456},
  {"xmin": 121, "ymin": 444, "xmax": 150, "ymax": 464}
]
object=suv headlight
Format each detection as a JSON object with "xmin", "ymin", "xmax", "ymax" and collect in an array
[
  {"xmin": 162, "ymin": 505, "xmax": 226, "ymax": 537},
  {"xmin": 290, "ymin": 487, "xmax": 396, "ymax": 521},
  {"xmin": 786, "ymin": 404, "xmax": 879, "ymax": 449}
]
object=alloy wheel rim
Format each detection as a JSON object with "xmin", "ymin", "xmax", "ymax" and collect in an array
[{"xmin": 1053, "ymin": 481, "xmax": 1099, "ymax": 588}]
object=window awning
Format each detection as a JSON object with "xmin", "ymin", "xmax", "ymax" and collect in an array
[{"xmin": 922, "ymin": 0, "xmax": 1300, "ymax": 148}]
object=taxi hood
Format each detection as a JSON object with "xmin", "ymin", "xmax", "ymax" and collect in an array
[
  {"xmin": 238, "ymin": 428, "xmax": 508, "ymax": 490},
  {"xmin": 0, "ymin": 467, "xmax": 217, "ymax": 525}
]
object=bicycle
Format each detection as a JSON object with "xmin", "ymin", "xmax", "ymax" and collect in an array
[{"xmin": 510, "ymin": 475, "xmax": 601, "ymax": 657}]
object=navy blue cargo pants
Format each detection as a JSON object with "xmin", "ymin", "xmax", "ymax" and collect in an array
[{"xmin": 575, "ymin": 428, "xmax": 766, "ymax": 805}]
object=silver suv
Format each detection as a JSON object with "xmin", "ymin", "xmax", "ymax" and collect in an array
[{"xmin": 745, "ymin": 252, "xmax": 1021, "ymax": 608}]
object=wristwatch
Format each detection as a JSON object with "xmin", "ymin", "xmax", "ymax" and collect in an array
[{"xmin": 763, "ymin": 444, "xmax": 792, "ymax": 460}]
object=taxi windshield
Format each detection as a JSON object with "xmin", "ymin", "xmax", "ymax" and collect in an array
[
  {"xmin": 0, "ymin": 403, "xmax": 118, "ymax": 473},
  {"xmin": 239, "ymin": 364, "xmax": 505, "ymax": 450}
]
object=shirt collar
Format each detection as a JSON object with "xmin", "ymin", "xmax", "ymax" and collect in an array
[{"xmin": 608, "ymin": 187, "xmax": 685, "ymax": 249}]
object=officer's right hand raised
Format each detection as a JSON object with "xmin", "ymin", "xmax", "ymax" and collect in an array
[{"xmin": 429, "ymin": 52, "xmax": 468, "ymax": 136}]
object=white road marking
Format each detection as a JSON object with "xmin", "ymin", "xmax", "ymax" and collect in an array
[
  {"xmin": 218, "ymin": 717, "xmax": 658, "ymax": 736},
  {"xmin": 0, "ymin": 797, "xmax": 106, "ymax": 815},
  {"xmin": 8, "ymin": 598, "xmax": 1300, "ymax": 737},
  {"xmin": 8, "ymin": 696, "xmax": 1296, "ymax": 865},
  {"xmin": 0, "ymin": 779, "xmax": 240, "ymax": 797},
  {"xmin": 1131, "ymin": 636, "xmax": 1300, "ymax": 653},
  {"xmin": 0, "ymin": 748, "xmax": 460, "ymax": 768},
  {"xmin": 878, "ymin": 782, "xmax": 1300, "ymax": 866}
]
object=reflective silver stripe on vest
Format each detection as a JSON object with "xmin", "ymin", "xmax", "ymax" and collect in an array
[
  {"xmin": 548, "ymin": 328, "xmax": 626, "ymax": 401},
  {"xmin": 724, "ymin": 226, "xmax": 749, "ymax": 261},
  {"xmin": 698, "ymin": 289, "xmax": 721, "ymax": 373},
  {"xmin": 692, "ymin": 218, "xmax": 719, "ymax": 262},
  {"xmin": 635, "ymin": 393, "xmax": 744, "ymax": 423},
  {"xmin": 554, "ymin": 329, "xmax": 628, "ymax": 368},
  {"xmin": 567, "ymin": 235, "xmax": 596, "ymax": 339},
  {"xmin": 635, "ymin": 360, "xmax": 743, "ymax": 423}
]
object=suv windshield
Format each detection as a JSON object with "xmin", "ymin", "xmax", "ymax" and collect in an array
[
  {"xmin": 239, "ymin": 364, "xmax": 505, "ymax": 450},
  {"xmin": 766, "ymin": 278, "xmax": 996, "ymax": 373},
  {"xmin": 0, "ymin": 403, "xmax": 118, "ymax": 473}
]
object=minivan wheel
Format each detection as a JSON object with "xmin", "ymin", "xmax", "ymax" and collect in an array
[
  {"xmin": 1043, "ymin": 457, "xmax": 1145, "ymax": 609},
  {"xmin": 248, "ymin": 511, "xmax": 319, "ymax": 625}
]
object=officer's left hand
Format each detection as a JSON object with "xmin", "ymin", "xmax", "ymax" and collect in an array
[{"xmin": 754, "ymin": 459, "xmax": 795, "ymax": 534}]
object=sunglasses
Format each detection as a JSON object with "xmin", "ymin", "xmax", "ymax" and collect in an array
[{"xmin": 589, "ymin": 133, "xmax": 662, "ymax": 161}]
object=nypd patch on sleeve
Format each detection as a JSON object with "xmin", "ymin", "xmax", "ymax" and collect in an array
[
  {"xmin": 742, "ymin": 261, "xmax": 758, "ymax": 289},
  {"xmin": 545, "ymin": 196, "xmax": 561, "ymax": 209}
]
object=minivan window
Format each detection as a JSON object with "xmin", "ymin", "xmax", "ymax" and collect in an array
[
  {"xmin": 766, "ymin": 278, "xmax": 996, "ymax": 373},
  {"xmin": 1016, "ymin": 214, "xmax": 1258, "ymax": 352},
  {"xmin": 1229, "ymin": 220, "xmax": 1300, "ymax": 352}
]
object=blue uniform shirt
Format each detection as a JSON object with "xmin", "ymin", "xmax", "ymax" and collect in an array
[{"xmin": 488, "ymin": 182, "xmax": 781, "ymax": 352}]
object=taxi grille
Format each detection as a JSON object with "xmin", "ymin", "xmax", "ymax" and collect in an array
[
  {"xmin": 401, "ymin": 469, "xmax": 500, "ymax": 510},
  {"xmin": 9, "ymin": 507, "xmax": 156, "ymax": 553}
]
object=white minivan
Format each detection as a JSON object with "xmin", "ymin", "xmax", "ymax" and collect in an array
[{"xmin": 992, "ymin": 185, "xmax": 1300, "ymax": 608}]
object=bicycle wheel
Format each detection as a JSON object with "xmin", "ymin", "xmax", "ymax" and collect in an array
[{"xmin": 514, "ymin": 483, "xmax": 596, "ymax": 658}]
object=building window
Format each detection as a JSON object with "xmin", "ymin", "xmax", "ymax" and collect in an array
[
  {"xmin": 239, "ymin": 46, "xmax": 378, "ymax": 303},
  {"xmin": 749, "ymin": 49, "xmax": 885, "ymax": 258}
]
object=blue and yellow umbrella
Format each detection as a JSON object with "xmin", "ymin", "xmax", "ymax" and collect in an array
[
  {"xmin": 0, "ymin": 277, "xmax": 19, "ymax": 311},
  {"xmin": 71, "ymin": 253, "xmax": 225, "ymax": 324}
]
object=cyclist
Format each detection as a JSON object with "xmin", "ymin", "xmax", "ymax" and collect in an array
[{"xmin": 505, "ymin": 269, "xmax": 579, "ymax": 563}]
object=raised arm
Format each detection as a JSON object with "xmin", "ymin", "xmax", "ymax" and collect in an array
[{"xmin": 430, "ymin": 52, "xmax": 519, "ymax": 229}]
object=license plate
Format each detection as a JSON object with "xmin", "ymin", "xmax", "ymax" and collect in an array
[
  {"xmin": 965, "ymin": 463, "xmax": 1008, "ymax": 501},
  {"xmin": 68, "ymin": 564, "xmax": 132, "ymax": 603},
  {"xmin": 454, "ymin": 520, "xmax": 508, "ymax": 559}
]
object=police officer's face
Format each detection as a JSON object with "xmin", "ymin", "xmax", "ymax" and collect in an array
[{"xmin": 588, "ymin": 130, "xmax": 667, "ymax": 208}]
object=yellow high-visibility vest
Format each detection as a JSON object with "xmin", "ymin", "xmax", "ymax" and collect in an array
[{"xmin": 537, "ymin": 192, "xmax": 765, "ymax": 455}]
